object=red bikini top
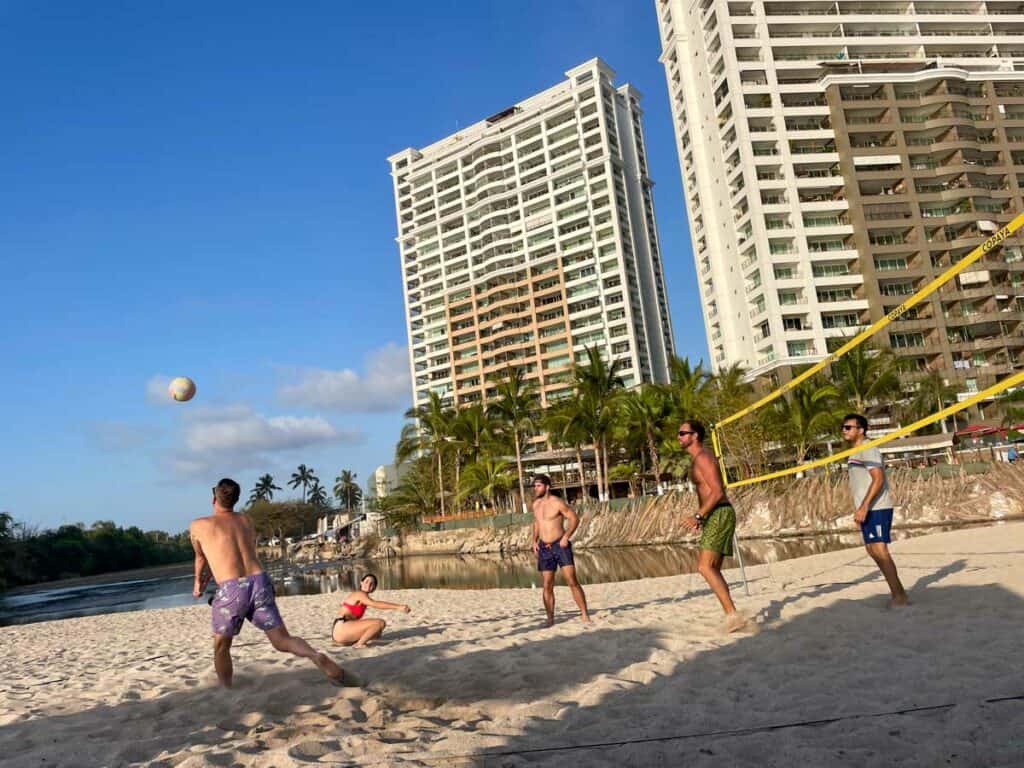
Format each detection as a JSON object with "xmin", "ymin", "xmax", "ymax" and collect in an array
[{"xmin": 342, "ymin": 601, "xmax": 366, "ymax": 619}]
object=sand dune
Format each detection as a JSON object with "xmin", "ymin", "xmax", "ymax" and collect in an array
[{"xmin": 3, "ymin": 523, "xmax": 1023, "ymax": 767}]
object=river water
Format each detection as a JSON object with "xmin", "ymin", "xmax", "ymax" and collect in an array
[{"xmin": 0, "ymin": 524, "xmax": 988, "ymax": 626}]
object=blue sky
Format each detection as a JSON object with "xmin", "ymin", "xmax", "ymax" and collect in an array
[{"xmin": 0, "ymin": 1, "xmax": 702, "ymax": 533}]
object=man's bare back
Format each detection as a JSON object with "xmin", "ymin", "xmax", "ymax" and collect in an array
[{"xmin": 189, "ymin": 511, "xmax": 263, "ymax": 585}]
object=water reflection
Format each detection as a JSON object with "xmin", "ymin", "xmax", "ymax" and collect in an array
[
  {"xmin": 282, "ymin": 526, "xmax": 955, "ymax": 596},
  {"xmin": 0, "ymin": 523, "xmax": 990, "ymax": 625}
]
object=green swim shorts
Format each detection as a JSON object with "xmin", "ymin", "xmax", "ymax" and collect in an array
[{"xmin": 698, "ymin": 505, "xmax": 736, "ymax": 557}]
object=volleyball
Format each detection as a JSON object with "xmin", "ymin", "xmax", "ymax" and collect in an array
[{"xmin": 169, "ymin": 376, "xmax": 196, "ymax": 402}]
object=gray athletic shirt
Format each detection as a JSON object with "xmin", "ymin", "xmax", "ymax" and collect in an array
[{"xmin": 847, "ymin": 445, "xmax": 893, "ymax": 510}]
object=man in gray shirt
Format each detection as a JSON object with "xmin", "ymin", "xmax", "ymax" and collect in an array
[{"xmin": 842, "ymin": 413, "xmax": 909, "ymax": 607}]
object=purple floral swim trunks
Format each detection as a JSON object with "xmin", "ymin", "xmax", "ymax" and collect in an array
[{"xmin": 210, "ymin": 572, "xmax": 283, "ymax": 637}]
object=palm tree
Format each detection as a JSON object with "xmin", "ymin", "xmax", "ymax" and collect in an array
[
  {"xmin": 450, "ymin": 403, "xmax": 495, "ymax": 505},
  {"xmin": 307, "ymin": 482, "xmax": 329, "ymax": 508},
  {"xmin": 572, "ymin": 346, "xmax": 625, "ymax": 501},
  {"xmin": 458, "ymin": 457, "xmax": 516, "ymax": 509},
  {"xmin": 542, "ymin": 398, "xmax": 592, "ymax": 496},
  {"xmin": 486, "ymin": 367, "xmax": 540, "ymax": 514},
  {"xmin": 397, "ymin": 392, "xmax": 455, "ymax": 516},
  {"xmin": 618, "ymin": 386, "xmax": 671, "ymax": 494},
  {"xmin": 830, "ymin": 344, "xmax": 902, "ymax": 413},
  {"xmin": 768, "ymin": 378, "xmax": 842, "ymax": 464},
  {"xmin": 288, "ymin": 464, "xmax": 318, "ymax": 503},
  {"xmin": 904, "ymin": 369, "xmax": 958, "ymax": 433},
  {"xmin": 333, "ymin": 469, "xmax": 362, "ymax": 512},
  {"xmin": 661, "ymin": 356, "xmax": 710, "ymax": 423},
  {"xmin": 248, "ymin": 474, "xmax": 281, "ymax": 505}
]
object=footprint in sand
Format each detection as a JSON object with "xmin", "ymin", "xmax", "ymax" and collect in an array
[{"xmin": 287, "ymin": 739, "xmax": 342, "ymax": 761}]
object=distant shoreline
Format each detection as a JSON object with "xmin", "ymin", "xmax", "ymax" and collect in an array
[{"xmin": 3, "ymin": 562, "xmax": 193, "ymax": 596}]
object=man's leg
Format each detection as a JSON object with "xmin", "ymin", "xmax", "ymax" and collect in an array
[
  {"xmin": 697, "ymin": 550, "xmax": 738, "ymax": 615},
  {"xmin": 213, "ymin": 634, "xmax": 234, "ymax": 688},
  {"xmin": 541, "ymin": 570, "xmax": 556, "ymax": 626},
  {"xmin": 865, "ymin": 542, "xmax": 909, "ymax": 606},
  {"xmin": 265, "ymin": 624, "xmax": 345, "ymax": 683},
  {"xmin": 561, "ymin": 566, "xmax": 591, "ymax": 623}
]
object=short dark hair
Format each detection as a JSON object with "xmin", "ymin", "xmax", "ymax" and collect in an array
[
  {"xmin": 843, "ymin": 414, "xmax": 868, "ymax": 431},
  {"xmin": 532, "ymin": 473, "xmax": 551, "ymax": 487},
  {"xmin": 362, "ymin": 573, "xmax": 378, "ymax": 591},
  {"xmin": 214, "ymin": 478, "xmax": 241, "ymax": 508},
  {"xmin": 681, "ymin": 420, "xmax": 706, "ymax": 442}
]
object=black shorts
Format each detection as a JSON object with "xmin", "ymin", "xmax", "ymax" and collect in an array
[{"xmin": 537, "ymin": 540, "xmax": 575, "ymax": 571}]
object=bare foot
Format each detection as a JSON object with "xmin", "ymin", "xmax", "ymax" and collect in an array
[
  {"xmin": 888, "ymin": 596, "xmax": 911, "ymax": 609},
  {"xmin": 544, "ymin": 617, "xmax": 554, "ymax": 628},
  {"xmin": 314, "ymin": 653, "xmax": 345, "ymax": 685},
  {"xmin": 724, "ymin": 612, "xmax": 748, "ymax": 634},
  {"xmin": 580, "ymin": 614, "xmax": 593, "ymax": 624}
]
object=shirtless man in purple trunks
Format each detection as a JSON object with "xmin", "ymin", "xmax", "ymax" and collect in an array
[
  {"xmin": 532, "ymin": 474, "xmax": 590, "ymax": 626},
  {"xmin": 190, "ymin": 478, "xmax": 345, "ymax": 688}
]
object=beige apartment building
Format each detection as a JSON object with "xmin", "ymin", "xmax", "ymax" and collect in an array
[
  {"xmin": 656, "ymin": 0, "xmax": 1024, "ymax": 412},
  {"xmin": 826, "ymin": 67, "xmax": 1024, "ymax": 404},
  {"xmin": 388, "ymin": 58, "xmax": 674, "ymax": 413}
]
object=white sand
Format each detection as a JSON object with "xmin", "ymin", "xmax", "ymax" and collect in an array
[{"xmin": 3, "ymin": 523, "xmax": 1023, "ymax": 767}]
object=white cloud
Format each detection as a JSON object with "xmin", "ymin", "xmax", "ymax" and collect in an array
[
  {"xmin": 146, "ymin": 374, "xmax": 173, "ymax": 405},
  {"xmin": 278, "ymin": 342, "xmax": 411, "ymax": 413},
  {"xmin": 171, "ymin": 404, "xmax": 362, "ymax": 478}
]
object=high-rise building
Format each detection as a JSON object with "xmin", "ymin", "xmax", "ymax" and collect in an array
[
  {"xmin": 388, "ymin": 58, "xmax": 674, "ymax": 413},
  {"xmin": 656, "ymin": 0, "xmax": 1024, "ymax": 404}
]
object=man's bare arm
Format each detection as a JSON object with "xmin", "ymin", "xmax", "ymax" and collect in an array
[
  {"xmin": 532, "ymin": 517, "xmax": 540, "ymax": 553},
  {"xmin": 190, "ymin": 523, "xmax": 211, "ymax": 598},
  {"xmin": 559, "ymin": 500, "xmax": 580, "ymax": 545}
]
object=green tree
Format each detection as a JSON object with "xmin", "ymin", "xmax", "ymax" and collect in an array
[
  {"xmin": 486, "ymin": 367, "xmax": 540, "ymax": 514},
  {"xmin": 397, "ymin": 391, "xmax": 455, "ymax": 517},
  {"xmin": 458, "ymin": 457, "xmax": 516, "ymax": 508},
  {"xmin": 767, "ymin": 378, "xmax": 842, "ymax": 464},
  {"xmin": 249, "ymin": 474, "xmax": 281, "ymax": 505},
  {"xmin": 307, "ymin": 482, "xmax": 329, "ymax": 509},
  {"xmin": 661, "ymin": 356, "xmax": 711, "ymax": 423},
  {"xmin": 378, "ymin": 457, "xmax": 436, "ymax": 535},
  {"xmin": 333, "ymin": 469, "xmax": 362, "ymax": 512},
  {"xmin": 830, "ymin": 344, "xmax": 902, "ymax": 413},
  {"xmin": 572, "ymin": 346, "xmax": 625, "ymax": 501},
  {"xmin": 247, "ymin": 500, "xmax": 321, "ymax": 556},
  {"xmin": 288, "ymin": 464, "xmax": 319, "ymax": 503},
  {"xmin": 904, "ymin": 369, "xmax": 959, "ymax": 433},
  {"xmin": 607, "ymin": 460, "xmax": 642, "ymax": 498},
  {"xmin": 618, "ymin": 385, "xmax": 671, "ymax": 494},
  {"xmin": 542, "ymin": 398, "xmax": 592, "ymax": 496}
]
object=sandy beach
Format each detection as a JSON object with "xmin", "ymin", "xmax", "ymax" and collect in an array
[{"xmin": 3, "ymin": 523, "xmax": 1023, "ymax": 767}]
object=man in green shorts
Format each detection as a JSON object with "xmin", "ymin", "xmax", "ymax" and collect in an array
[{"xmin": 678, "ymin": 420, "xmax": 746, "ymax": 632}]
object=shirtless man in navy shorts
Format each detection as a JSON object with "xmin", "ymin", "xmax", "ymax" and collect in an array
[
  {"xmin": 190, "ymin": 478, "xmax": 345, "ymax": 687},
  {"xmin": 532, "ymin": 474, "xmax": 590, "ymax": 626}
]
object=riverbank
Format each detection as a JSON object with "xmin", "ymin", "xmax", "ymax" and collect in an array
[
  {"xmin": 2, "ymin": 522, "xmax": 1022, "ymax": 766},
  {"xmin": 359, "ymin": 463, "xmax": 1024, "ymax": 559}
]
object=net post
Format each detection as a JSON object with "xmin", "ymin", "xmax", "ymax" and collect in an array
[{"xmin": 711, "ymin": 425, "xmax": 750, "ymax": 596}]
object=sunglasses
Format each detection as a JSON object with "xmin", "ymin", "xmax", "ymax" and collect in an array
[
  {"xmin": 678, "ymin": 430, "xmax": 696, "ymax": 436},
  {"xmin": 841, "ymin": 425, "xmax": 860, "ymax": 431}
]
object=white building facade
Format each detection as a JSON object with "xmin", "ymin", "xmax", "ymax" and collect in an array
[
  {"xmin": 656, "ymin": 0, "xmax": 1024, "ymax": 380},
  {"xmin": 389, "ymin": 58, "xmax": 675, "ymax": 411}
]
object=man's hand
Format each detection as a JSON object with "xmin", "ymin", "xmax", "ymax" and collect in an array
[
  {"xmin": 193, "ymin": 568, "xmax": 212, "ymax": 598},
  {"xmin": 854, "ymin": 506, "xmax": 868, "ymax": 524},
  {"xmin": 402, "ymin": 604, "xmax": 412, "ymax": 614},
  {"xmin": 559, "ymin": 535, "xmax": 570, "ymax": 548},
  {"xmin": 532, "ymin": 540, "xmax": 540, "ymax": 555},
  {"xmin": 682, "ymin": 515, "xmax": 701, "ymax": 533}
]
